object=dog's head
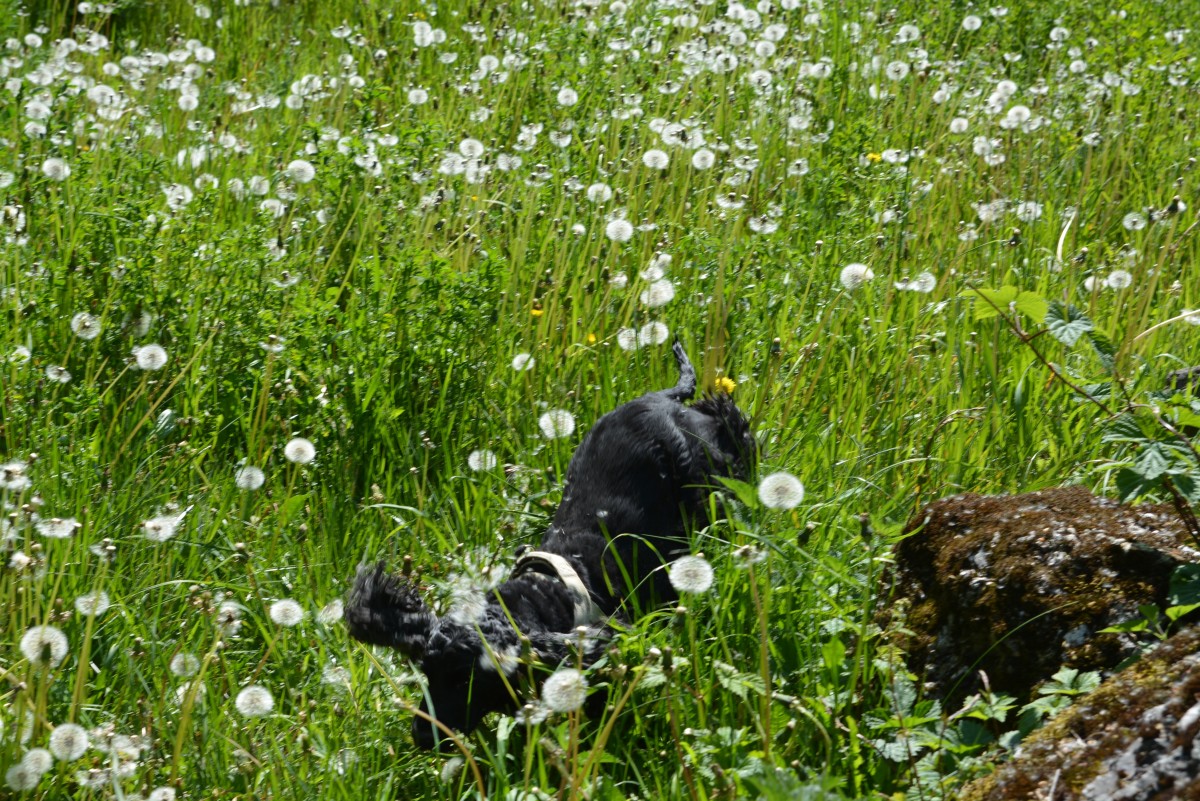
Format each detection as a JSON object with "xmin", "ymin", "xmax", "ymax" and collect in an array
[{"xmin": 345, "ymin": 563, "xmax": 604, "ymax": 749}]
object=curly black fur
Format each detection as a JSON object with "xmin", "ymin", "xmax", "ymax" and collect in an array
[{"xmin": 345, "ymin": 342, "xmax": 756, "ymax": 749}]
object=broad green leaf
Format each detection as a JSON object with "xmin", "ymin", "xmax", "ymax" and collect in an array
[
  {"xmin": 961, "ymin": 286, "xmax": 1018, "ymax": 320},
  {"xmin": 1013, "ymin": 291, "xmax": 1049, "ymax": 323},
  {"xmin": 716, "ymin": 476, "xmax": 759, "ymax": 508},
  {"xmin": 1102, "ymin": 414, "xmax": 1145, "ymax": 445},
  {"xmin": 1133, "ymin": 443, "xmax": 1172, "ymax": 482},
  {"xmin": 1169, "ymin": 563, "xmax": 1200, "ymax": 607},
  {"xmin": 1044, "ymin": 302, "xmax": 1093, "ymax": 347},
  {"xmin": 1087, "ymin": 329, "xmax": 1116, "ymax": 372}
]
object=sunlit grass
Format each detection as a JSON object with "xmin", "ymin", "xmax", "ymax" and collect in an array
[{"xmin": 2, "ymin": 0, "xmax": 1199, "ymax": 797}]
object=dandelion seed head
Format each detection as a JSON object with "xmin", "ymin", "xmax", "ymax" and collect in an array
[
  {"xmin": 235, "ymin": 684, "xmax": 275, "ymax": 717},
  {"xmin": 1106, "ymin": 270, "xmax": 1133, "ymax": 290},
  {"xmin": 541, "ymin": 667, "xmax": 587, "ymax": 712},
  {"xmin": 317, "ymin": 599, "xmax": 344, "ymax": 625},
  {"xmin": 668, "ymin": 555, "xmax": 714, "ymax": 594},
  {"xmin": 605, "ymin": 218, "xmax": 635, "ymax": 243},
  {"xmin": 757, "ymin": 472, "xmax": 805, "ymax": 509},
  {"xmin": 49, "ymin": 723, "xmax": 89, "ymax": 761},
  {"xmin": 42, "ymin": 157, "xmax": 70, "ymax": 181},
  {"xmin": 269, "ymin": 599, "xmax": 306, "ymax": 627},
  {"xmin": 170, "ymin": 652, "xmax": 201, "ymax": 677},
  {"xmin": 36, "ymin": 517, "xmax": 80, "ymax": 539},
  {"xmin": 74, "ymin": 591, "xmax": 111, "ymax": 617},
  {"xmin": 5, "ymin": 761, "xmax": 40, "ymax": 791},
  {"xmin": 19, "ymin": 625, "xmax": 69, "ymax": 668},
  {"xmin": 284, "ymin": 437, "xmax": 316, "ymax": 464},
  {"xmin": 640, "ymin": 279, "xmax": 675, "ymax": 308},
  {"xmin": 286, "ymin": 159, "xmax": 315, "ymax": 183},
  {"xmin": 839, "ymin": 263, "xmax": 875, "ymax": 290},
  {"xmin": 234, "ymin": 466, "xmax": 265, "ymax": 490},
  {"xmin": 134, "ymin": 344, "xmax": 168, "ymax": 371},
  {"xmin": 467, "ymin": 449, "xmax": 498, "ymax": 471},
  {"xmin": 71, "ymin": 312, "xmax": 102, "ymax": 341},
  {"xmin": 142, "ymin": 514, "xmax": 182, "ymax": 542},
  {"xmin": 512, "ymin": 352, "xmax": 535, "ymax": 371},
  {"xmin": 538, "ymin": 409, "xmax": 576, "ymax": 439}
]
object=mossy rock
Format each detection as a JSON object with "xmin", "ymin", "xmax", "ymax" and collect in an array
[
  {"xmin": 885, "ymin": 486, "xmax": 1197, "ymax": 706},
  {"xmin": 959, "ymin": 624, "xmax": 1200, "ymax": 801}
]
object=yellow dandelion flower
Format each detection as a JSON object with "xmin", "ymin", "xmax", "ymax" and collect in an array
[
  {"xmin": 866, "ymin": 152, "xmax": 882, "ymax": 163},
  {"xmin": 531, "ymin": 306, "xmax": 544, "ymax": 317},
  {"xmin": 586, "ymin": 333, "xmax": 597, "ymax": 344},
  {"xmin": 714, "ymin": 376, "xmax": 737, "ymax": 394}
]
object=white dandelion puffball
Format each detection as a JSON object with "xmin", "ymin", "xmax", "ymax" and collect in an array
[
  {"xmin": 539, "ymin": 409, "xmax": 576, "ymax": 439},
  {"xmin": 1105, "ymin": 270, "xmax": 1133, "ymax": 290},
  {"xmin": 668, "ymin": 555, "xmax": 715, "ymax": 594},
  {"xmin": 757, "ymin": 472, "xmax": 805, "ymax": 510},
  {"xmin": 468, "ymin": 449, "xmax": 498, "ymax": 471},
  {"xmin": 542, "ymin": 667, "xmax": 588, "ymax": 713},
  {"xmin": 1182, "ymin": 309, "xmax": 1200, "ymax": 326},
  {"xmin": 639, "ymin": 321, "xmax": 670, "ymax": 346},
  {"xmin": 20, "ymin": 625, "xmax": 69, "ymax": 668},
  {"xmin": 640, "ymin": 279, "xmax": 676, "ymax": 308},
  {"xmin": 317, "ymin": 599, "xmax": 344, "ymax": 625},
  {"xmin": 617, "ymin": 327, "xmax": 640, "ymax": 352},
  {"xmin": 511, "ymin": 352, "xmax": 535, "ymax": 371},
  {"xmin": 74, "ymin": 591, "xmax": 111, "ymax": 617},
  {"xmin": 36, "ymin": 517, "xmax": 80, "ymax": 539},
  {"xmin": 269, "ymin": 599, "xmax": 306, "ymax": 627},
  {"xmin": 49, "ymin": 723, "xmax": 90, "ymax": 761},
  {"xmin": 142, "ymin": 513, "xmax": 183, "ymax": 542},
  {"xmin": 148, "ymin": 788, "xmax": 177, "ymax": 801},
  {"xmin": 605, "ymin": 218, "xmax": 635, "ymax": 243},
  {"xmin": 284, "ymin": 437, "xmax": 316, "ymax": 464},
  {"xmin": 21, "ymin": 749, "xmax": 52, "ymax": 775},
  {"xmin": 839, "ymin": 263, "xmax": 875, "ymax": 290},
  {"xmin": 235, "ymin": 684, "xmax": 275, "ymax": 717},
  {"xmin": 42, "ymin": 157, "xmax": 71, "ymax": 181},
  {"xmin": 642, "ymin": 149, "xmax": 670, "ymax": 170},
  {"xmin": 71, "ymin": 312, "xmax": 102, "ymax": 340},
  {"xmin": 135, "ymin": 344, "xmax": 169, "ymax": 370},
  {"xmin": 286, "ymin": 159, "xmax": 316, "ymax": 183},
  {"xmin": 691, "ymin": 148, "xmax": 716, "ymax": 169},
  {"xmin": 234, "ymin": 466, "xmax": 266, "ymax": 490},
  {"xmin": 5, "ymin": 761, "xmax": 39, "ymax": 791},
  {"xmin": 170, "ymin": 652, "xmax": 201, "ymax": 677},
  {"xmin": 556, "ymin": 86, "xmax": 578, "ymax": 106}
]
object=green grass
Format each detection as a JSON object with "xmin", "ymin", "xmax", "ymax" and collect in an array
[{"xmin": 2, "ymin": 0, "xmax": 1199, "ymax": 797}]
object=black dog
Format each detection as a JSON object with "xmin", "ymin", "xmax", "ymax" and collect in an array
[{"xmin": 344, "ymin": 343, "xmax": 755, "ymax": 749}]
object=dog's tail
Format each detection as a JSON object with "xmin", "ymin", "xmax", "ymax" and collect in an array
[{"xmin": 663, "ymin": 341, "xmax": 697, "ymax": 401}]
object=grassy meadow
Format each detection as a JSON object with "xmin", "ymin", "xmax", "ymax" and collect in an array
[{"xmin": 2, "ymin": 0, "xmax": 1199, "ymax": 797}]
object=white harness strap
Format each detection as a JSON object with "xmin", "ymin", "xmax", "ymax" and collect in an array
[{"xmin": 512, "ymin": 550, "xmax": 603, "ymax": 626}]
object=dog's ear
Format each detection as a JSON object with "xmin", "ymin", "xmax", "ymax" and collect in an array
[{"xmin": 344, "ymin": 562, "xmax": 437, "ymax": 660}]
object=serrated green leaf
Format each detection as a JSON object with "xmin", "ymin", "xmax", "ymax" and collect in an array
[
  {"xmin": 1102, "ymin": 414, "xmax": 1145, "ymax": 444},
  {"xmin": 1115, "ymin": 467, "xmax": 1153, "ymax": 502},
  {"xmin": 1134, "ymin": 443, "xmax": 1172, "ymax": 481},
  {"xmin": 1014, "ymin": 291, "xmax": 1048, "ymax": 323},
  {"xmin": 1044, "ymin": 302, "xmax": 1093, "ymax": 347},
  {"xmin": 961, "ymin": 286, "xmax": 1018, "ymax": 320},
  {"xmin": 1169, "ymin": 563, "xmax": 1200, "ymax": 607}
]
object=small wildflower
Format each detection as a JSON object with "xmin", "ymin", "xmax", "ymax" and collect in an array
[
  {"xmin": 668, "ymin": 555, "xmax": 714, "ymax": 594},
  {"xmin": 714, "ymin": 376, "xmax": 737, "ymax": 394},
  {"xmin": 866, "ymin": 152, "xmax": 882, "ymax": 163}
]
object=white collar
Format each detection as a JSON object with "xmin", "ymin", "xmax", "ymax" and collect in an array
[{"xmin": 512, "ymin": 550, "xmax": 603, "ymax": 627}]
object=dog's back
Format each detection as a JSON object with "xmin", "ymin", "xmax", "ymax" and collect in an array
[{"xmin": 541, "ymin": 343, "xmax": 755, "ymax": 613}]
